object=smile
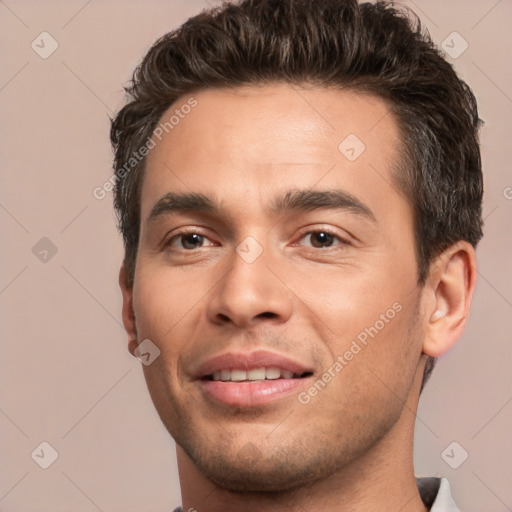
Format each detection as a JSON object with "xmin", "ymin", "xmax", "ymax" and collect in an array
[
  {"xmin": 194, "ymin": 350, "xmax": 314, "ymax": 407},
  {"xmin": 206, "ymin": 367, "xmax": 311, "ymax": 382}
]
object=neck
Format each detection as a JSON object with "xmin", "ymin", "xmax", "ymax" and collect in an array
[{"xmin": 177, "ymin": 366, "xmax": 428, "ymax": 512}]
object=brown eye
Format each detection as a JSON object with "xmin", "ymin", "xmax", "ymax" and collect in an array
[
  {"xmin": 180, "ymin": 233, "xmax": 205, "ymax": 249},
  {"xmin": 166, "ymin": 232, "xmax": 212, "ymax": 250},
  {"xmin": 309, "ymin": 231, "xmax": 336, "ymax": 248},
  {"xmin": 298, "ymin": 230, "xmax": 345, "ymax": 249}
]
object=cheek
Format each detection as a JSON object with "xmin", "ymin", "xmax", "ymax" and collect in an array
[
  {"xmin": 132, "ymin": 268, "xmax": 199, "ymax": 402},
  {"xmin": 133, "ymin": 263, "xmax": 209, "ymax": 338},
  {"xmin": 353, "ymin": 298, "xmax": 422, "ymax": 400},
  {"xmin": 279, "ymin": 255, "xmax": 414, "ymax": 340},
  {"xmin": 291, "ymin": 263, "xmax": 421, "ymax": 390},
  {"xmin": 309, "ymin": 300, "xmax": 421, "ymax": 426}
]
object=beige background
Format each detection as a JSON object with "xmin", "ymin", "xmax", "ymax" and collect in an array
[{"xmin": 0, "ymin": 1, "xmax": 511, "ymax": 511}]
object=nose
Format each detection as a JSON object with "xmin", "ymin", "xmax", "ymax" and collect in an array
[{"xmin": 206, "ymin": 243, "xmax": 293, "ymax": 329}]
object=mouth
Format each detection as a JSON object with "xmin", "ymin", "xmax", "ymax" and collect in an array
[
  {"xmin": 202, "ymin": 368, "xmax": 313, "ymax": 382},
  {"xmin": 194, "ymin": 350, "xmax": 315, "ymax": 407}
]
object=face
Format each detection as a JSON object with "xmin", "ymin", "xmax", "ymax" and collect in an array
[{"xmin": 125, "ymin": 83, "xmax": 427, "ymax": 492}]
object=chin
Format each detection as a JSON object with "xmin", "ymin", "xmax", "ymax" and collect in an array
[
  {"xmin": 195, "ymin": 455, "xmax": 325, "ymax": 493},
  {"xmin": 177, "ymin": 432, "xmax": 354, "ymax": 494}
]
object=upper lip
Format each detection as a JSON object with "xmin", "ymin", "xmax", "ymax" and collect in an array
[{"xmin": 193, "ymin": 349, "xmax": 314, "ymax": 379}]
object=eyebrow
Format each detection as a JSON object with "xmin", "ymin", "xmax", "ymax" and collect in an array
[
  {"xmin": 147, "ymin": 189, "xmax": 376, "ymax": 224},
  {"xmin": 148, "ymin": 193, "xmax": 217, "ymax": 224},
  {"xmin": 269, "ymin": 189, "xmax": 376, "ymax": 222}
]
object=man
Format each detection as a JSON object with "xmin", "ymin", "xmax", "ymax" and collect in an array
[{"xmin": 110, "ymin": 0, "xmax": 483, "ymax": 510}]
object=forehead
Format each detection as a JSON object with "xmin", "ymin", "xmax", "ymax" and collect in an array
[{"xmin": 141, "ymin": 83, "xmax": 405, "ymax": 220}]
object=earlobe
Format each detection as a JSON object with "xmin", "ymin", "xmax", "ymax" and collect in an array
[
  {"xmin": 119, "ymin": 263, "xmax": 138, "ymax": 356},
  {"xmin": 422, "ymin": 242, "xmax": 477, "ymax": 358}
]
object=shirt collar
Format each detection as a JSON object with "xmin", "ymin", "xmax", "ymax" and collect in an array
[{"xmin": 417, "ymin": 477, "xmax": 461, "ymax": 511}]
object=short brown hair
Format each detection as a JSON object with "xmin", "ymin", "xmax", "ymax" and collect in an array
[{"xmin": 110, "ymin": 0, "xmax": 483, "ymax": 390}]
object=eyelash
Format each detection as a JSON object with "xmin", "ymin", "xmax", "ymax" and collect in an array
[
  {"xmin": 294, "ymin": 227, "xmax": 349, "ymax": 249},
  {"xmin": 164, "ymin": 230, "xmax": 216, "ymax": 250},
  {"xmin": 164, "ymin": 227, "xmax": 349, "ymax": 252}
]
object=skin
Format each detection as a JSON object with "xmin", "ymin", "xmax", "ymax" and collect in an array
[{"xmin": 120, "ymin": 83, "xmax": 477, "ymax": 512}]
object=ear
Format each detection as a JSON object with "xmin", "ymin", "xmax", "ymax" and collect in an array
[
  {"xmin": 422, "ymin": 241, "xmax": 477, "ymax": 358},
  {"xmin": 119, "ymin": 262, "xmax": 138, "ymax": 357}
]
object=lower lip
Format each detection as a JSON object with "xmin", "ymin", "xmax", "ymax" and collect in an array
[{"xmin": 200, "ymin": 378, "xmax": 307, "ymax": 407}]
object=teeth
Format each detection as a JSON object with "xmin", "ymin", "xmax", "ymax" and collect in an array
[
  {"xmin": 230, "ymin": 369, "xmax": 247, "ymax": 381},
  {"xmin": 247, "ymin": 368, "xmax": 266, "ymax": 380},
  {"xmin": 265, "ymin": 367, "xmax": 281, "ymax": 379},
  {"xmin": 210, "ymin": 367, "xmax": 298, "ymax": 382}
]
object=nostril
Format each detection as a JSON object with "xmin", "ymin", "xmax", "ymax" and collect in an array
[{"xmin": 258, "ymin": 312, "xmax": 278, "ymax": 319}]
